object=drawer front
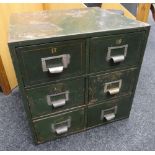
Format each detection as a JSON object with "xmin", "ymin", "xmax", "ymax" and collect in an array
[
  {"xmin": 16, "ymin": 39, "xmax": 86, "ymax": 86},
  {"xmin": 89, "ymin": 68, "xmax": 137, "ymax": 104},
  {"xmin": 89, "ymin": 31, "xmax": 144, "ymax": 73},
  {"xmin": 26, "ymin": 78, "xmax": 85, "ymax": 118},
  {"xmin": 34, "ymin": 108, "xmax": 85, "ymax": 143},
  {"xmin": 87, "ymin": 96, "xmax": 132, "ymax": 128}
]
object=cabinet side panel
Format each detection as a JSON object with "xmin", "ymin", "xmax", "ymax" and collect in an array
[
  {"xmin": 8, "ymin": 43, "xmax": 38, "ymax": 143},
  {"xmin": 126, "ymin": 27, "xmax": 150, "ymax": 114}
]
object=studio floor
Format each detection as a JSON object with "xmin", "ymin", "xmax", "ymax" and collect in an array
[{"xmin": 0, "ymin": 13, "xmax": 155, "ymax": 151}]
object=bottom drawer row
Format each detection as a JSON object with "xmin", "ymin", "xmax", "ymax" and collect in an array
[{"xmin": 33, "ymin": 95, "xmax": 132, "ymax": 143}]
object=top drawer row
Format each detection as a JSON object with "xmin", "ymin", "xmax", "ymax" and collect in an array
[{"xmin": 16, "ymin": 31, "xmax": 144, "ymax": 86}]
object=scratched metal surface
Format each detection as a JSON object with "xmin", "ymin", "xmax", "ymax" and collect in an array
[{"xmin": 9, "ymin": 7, "xmax": 149, "ymax": 43}]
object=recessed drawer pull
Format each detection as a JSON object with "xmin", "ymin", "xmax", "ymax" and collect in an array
[
  {"xmin": 55, "ymin": 125, "xmax": 68, "ymax": 134},
  {"xmin": 41, "ymin": 54, "xmax": 70, "ymax": 74},
  {"xmin": 51, "ymin": 118, "xmax": 71, "ymax": 135},
  {"xmin": 47, "ymin": 91, "xmax": 69, "ymax": 108},
  {"xmin": 110, "ymin": 55, "xmax": 125, "ymax": 63},
  {"xmin": 48, "ymin": 66, "xmax": 64, "ymax": 74},
  {"xmin": 108, "ymin": 87, "xmax": 120, "ymax": 95},
  {"xmin": 104, "ymin": 80, "xmax": 122, "ymax": 96},
  {"xmin": 101, "ymin": 106, "xmax": 117, "ymax": 121}
]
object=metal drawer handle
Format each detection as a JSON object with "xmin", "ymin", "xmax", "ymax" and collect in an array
[
  {"xmin": 104, "ymin": 80, "xmax": 122, "ymax": 96},
  {"xmin": 46, "ymin": 91, "xmax": 69, "ymax": 108},
  {"xmin": 110, "ymin": 55, "xmax": 125, "ymax": 63},
  {"xmin": 51, "ymin": 118, "xmax": 71, "ymax": 135},
  {"xmin": 48, "ymin": 66, "xmax": 63, "ymax": 74},
  {"xmin": 104, "ymin": 113, "xmax": 115, "ymax": 121},
  {"xmin": 101, "ymin": 106, "xmax": 117, "ymax": 121},
  {"xmin": 55, "ymin": 125, "xmax": 68, "ymax": 134},
  {"xmin": 41, "ymin": 54, "xmax": 70, "ymax": 74},
  {"xmin": 106, "ymin": 44, "xmax": 128, "ymax": 63},
  {"xmin": 52, "ymin": 99, "xmax": 66, "ymax": 108},
  {"xmin": 108, "ymin": 87, "xmax": 120, "ymax": 95}
]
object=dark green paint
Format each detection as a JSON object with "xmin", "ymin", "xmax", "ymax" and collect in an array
[
  {"xmin": 16, "ymin": 39, "xmax": 86, "ymax": 86},
  {"xmin": 87, "ymin": 95, "xmax": 132, "ymax": 128},
  {"xmin": 89, "ymin": 68, "xmax": 137, "ymax": 104},
  {"xmin": 90, "ymin": 31, "xmax": 145, "ymax": 73},
  {"xmin": 8, "ymin": 8, "xmax": 150, "ymax": 144},
  {"xmin": 34, "ymin": 108, "xmax": 85, "ymax": 143},
  {"xmin": 26, "ymin": 77, "xmax": 85, "ymax": 119},
  {"xmin": 8, "ymin": 45, "xmax": 38, "ymax": 143}
]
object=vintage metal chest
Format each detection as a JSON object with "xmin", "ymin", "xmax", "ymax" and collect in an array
[{"xmin": 8, "ymin": 7, "xmax": 150, "ymax": 144}]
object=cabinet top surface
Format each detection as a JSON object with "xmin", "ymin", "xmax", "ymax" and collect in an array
[{"xmin": 8, "ymin": 7, "xmax": 149, "ymax": 43}]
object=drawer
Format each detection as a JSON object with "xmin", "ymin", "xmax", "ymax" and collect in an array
[
  {"xmin": 87, "ymin": 96, "xmax": 132, "ymax": 128},
  {"xmin": 89, "ymin": 68, "xmax": 137, "ymax": 104},
  {"xmin": 26, "ymin": 78, "xmax": 85, "ymax": 118},
  {"xmin": 34, "ymin": 108, "xmax": 85, "ymax": 143},
  {"xmin": 89, "ymin": 31, "xmax": 145, "ymax": 73},
  {"xmin": 16, "ymin": 39, "xmax": 86, "ymax": 86}
]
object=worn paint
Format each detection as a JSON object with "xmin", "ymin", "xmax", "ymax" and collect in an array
[
  {"xmin": 26, "ymin": 77, "xmax": 85, "ymax": 119},
  {"xmin": 89, "ymin": 68, "xmax": 137, "ymax": 103},
  {"xmin": 16, "ymin": 39, "xmax": 86, "ymax": 86},
  {"xmin": 9, "ymin": 7, "xmax": 149, "ymax": 43},
  {"xmin": 8, "ymin": 7, "xmax": 150, "ymax": 144},
  {"xmin": 87, "ymin": 95, "xmax": 132, "ymax": 128}
]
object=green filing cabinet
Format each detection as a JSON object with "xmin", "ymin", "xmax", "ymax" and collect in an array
[{"xmin": 8, "ymin": 7, "xmax": 150, "ymax": 144}]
